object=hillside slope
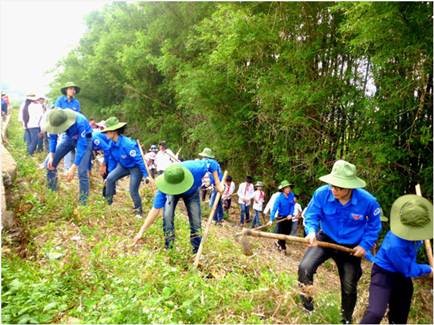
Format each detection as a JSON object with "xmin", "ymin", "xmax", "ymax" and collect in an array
[{"xmin": 2, "ymin": 109, "xmax": 432, "ymax": 324}]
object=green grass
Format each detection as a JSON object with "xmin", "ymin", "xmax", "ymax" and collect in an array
[{"xmin": 2, "ymin": 108, "xmax": 432, "ymax": 324}]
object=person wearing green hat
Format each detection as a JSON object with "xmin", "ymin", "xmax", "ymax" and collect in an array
[
  {"xmin": 199, "ymin": 147, "xmax": 224, "ymax": 225},
  {"xmin": 139, "ymin": 160, "xmax": 224, "ymax": 254},
  {"xmin": 45, "ymin": 109, "xmax": 93, "ymax": 204},
  {"xmin": 360, "ymin": 194, "xmax": 433, "ymax": 324},
  {"xmin": 54, "ymin": 81, "xmax": 81, "ymax": 173},
  {"xmin": 269, "ymin": 180, "xmax": 295, "ymax": 251},
  {"xmin": 298, "ymin": 160, "xmax": 382, "ymax": 324},
  {"xmin": 101, "ymin": 116, "xmax": 150, "ymax": 217}
]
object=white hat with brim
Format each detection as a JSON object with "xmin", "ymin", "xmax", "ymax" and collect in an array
[
  {"xmin": 44, "ymin": 109, "xmax": 76, "ymax": 134},
  {"xmin": 319, "ymin": 160, "xmax": 366, "ymax": 189}
]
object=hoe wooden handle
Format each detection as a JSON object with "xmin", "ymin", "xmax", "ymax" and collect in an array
[{"xmin": 242, "ymin": 229, "xmax": 355, "ymax": 254}]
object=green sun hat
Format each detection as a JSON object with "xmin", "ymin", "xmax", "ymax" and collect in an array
[
  {"xmin": 319, "ymin": 160, "xmax": 366, "ymax": 189},
  {"xmin": 100, "ymin": 116, "xmax": 127, "ymax": 133},
  {"xmin": 278, "ymin": 180, "xmax": 293, "ymax": 191},
  {"xmin": 44, "ymin": 109, "xmax": 77, "ymax": 134},
  {"xmin": 198, "ymin": 147, "xmax": 215, "ymax": 159},
  {"xmin": 155, "ymin": 163, "xmax": 194, "ymax": 195},
  {"xmin": 390, "ymin": 194, "xmax": 433, "ymax": 241},
  {"xmin": 61, "ymin": 81, "xmax": 80, "ymax": 95}
]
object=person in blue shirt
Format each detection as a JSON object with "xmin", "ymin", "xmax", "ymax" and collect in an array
[
  {"xmin": 298, "ymin": 160, "xmax": 382, "ymax": 324},
  {"xmin": 54, "ymin": 82, "xmax": 81, "ymax": 173},
  {"xmin": 44, "ymin": 109, "xmax": 93, "ymax": 205},
  {"xmin": 198, "ymin": 147, "xmax": 224, "ymax": 225},
  {"xmin": 91, "ymin": 130, "xmax": 116, "ymax": 197},
  {"xmin": 101, "ymin": 116, "xmax": 149, "ymax": 217},
  {"xmin": 268, "ymin": 180, "xmax": 295, "ymax": 252},
  {"xmin": 360, "ymin": 194, "xmax": 432, "ymax": 324},
  {"xmin": 134, "ymin": 161, "xmax": 224, "ymax": 254}
]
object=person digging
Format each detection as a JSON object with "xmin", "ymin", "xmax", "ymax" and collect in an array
[{"xmin": 298, "ymin": 160, "xmax": 382, "ymax": 324}]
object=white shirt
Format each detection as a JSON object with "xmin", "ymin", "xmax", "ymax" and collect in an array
[
  {"xmin": 237, "ymin": 182, "xmax": 255, "ymax": 205},
  {"xmin": 263, "ymin": 191, "xmax": 281, "ymax": 220},
  {"xmin": 155, "ymin": 148, "xmax": 176, "ymax": 172},
  {"xmin": 19, "ymin": 102, "xmax": 45, "ymax": 129},
  {"xmin": 222, "ymin": 181, "xmax": 236, "ymax": 200},
  {"xmin": 292, "ymin": 202, "xmax": 303, "ymax": 222},
  {"xmin": 253, "ymin": 190, "xmax": 266, "ymax": 211},
  {"xmin": 144, "ymin": 151, "xmax": 156, "ymax": 169}
]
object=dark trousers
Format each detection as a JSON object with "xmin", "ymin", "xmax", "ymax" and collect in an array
[
  {"xmin": 276, "ymin": 217, "xmax": 292, "ymax": 249},
  {"xmin": 360, "ymin": 264, "xmax": 413, "ymax": 324},
  {"xmin": 298, "ymin": 231, "xmax": 362, "ymax": 323}
]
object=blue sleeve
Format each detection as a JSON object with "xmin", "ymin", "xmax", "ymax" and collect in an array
[
  {"xmin": 359, "ymin": 200, "xmax": 382, "ymax": 251},
  {"xmin": 207, "ymin": 159, "xmax": 220, "ymax": 175},
  {"xmin": 289, "ymin": 193, "xmax": 295, "ymax": 216},
  {"xmin": 270, "ymin": 195, "xmax": 280, "ymax": 222},
  {"xmin": 54, "ymin": 97, "xmax": 61, "ymax": 107},
  {"xmin": 73, "ymin": 120, "xmax": 90, "ymax": 165},
  {"xmin": 133, "ymin": 142, "xmax": 148, "ymax": 177},
  {"xmin": 153, "ymin": 191, "xmax": 167, "ymax": 209},
  {"xmin": 303, "ymin": 191, "xmax": 322, "ymax": 235},
  {"xmin": 387, "ymin": 246, "xmax": 432, "ymax": 277},
  {"xmin": 49, "ymin": 133, "xmax": 58, "ymax": 153}
]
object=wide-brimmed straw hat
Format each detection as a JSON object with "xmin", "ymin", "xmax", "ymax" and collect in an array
[
  {"xmin": 44, "ymin": 109, "xmax": 76, "ymax": 134},
  {"xmin": 61, "ymin": 81, "xmax": 80, "ymax": 95},
  {"xmin": 155, "ymin": 163, "xmax": 194, "ymax": 195},
  {"xmin": 390, "ymin": 194, "xmax": 433, "ymax": 241},
  {"xmin": 198, "ymin": 147, "xmax": 215, "ymax": 159},
  {"xmin": 100, "ymin": 116, "xmax": 127, "ymax": 133},
  {"xmin": 278, "ymin": 180, "xmax": 293, "ymax": 191},
  {"xmin": 319, "ymin": 160, "xmax": 366, "ymax": 189}
]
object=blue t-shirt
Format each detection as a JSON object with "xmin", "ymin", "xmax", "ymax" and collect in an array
[
  {"xmin": 92, "ymin": 131, "xmax": 116, "ymax": 172},
  {"xmin": 270, "ymin": 192, "xmax": 295, "ymax": 221},
  {"xmin": 369, "ymin": 231, "xmax": 431, "ymax": 277},
  {"xmin": 108, "ymin": 135, "xmax": 148, "ymax": 177},
  {"xmin": 55, "ymin": 95, "xmax": 80, "ymax": 112},
  {"xmin": 304, "ymin": 184, "xmax": 382, "ymax": 251},
  {"xmin": 48, "ymin": 112, "xmax": 92, "ymax": 165},
  {"xmin": 153, "ymin": 159, "xmax": 221, "ymax": 209}
]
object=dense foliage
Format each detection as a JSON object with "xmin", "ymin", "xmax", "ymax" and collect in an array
[{"xmin": 50, "ymin": 2, "xmax": 433, "ymax": 213}]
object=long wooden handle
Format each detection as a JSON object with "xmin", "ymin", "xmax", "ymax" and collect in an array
[
  {"xmin": 252, "ymin": 217, "xmax": 288, "ymax": 231},
  {"xmin": 193, "ymin": 171, "xmax": 228, "ymax": 268},
  {"xmin": 415, "ymin": 184, "xmax": 433, "ymax": 267},
  {"xmin": 242, "ymin": 229, "xmax": 355, "ymax": 254},
  {"xmin": 136, "ymin": 140, "xmax": 156, "ymax": 188}
]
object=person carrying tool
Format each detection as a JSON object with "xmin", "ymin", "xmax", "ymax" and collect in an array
[
  {"xmin": 360, "ymin": 194, "xmax": 433, "ymax": 324},
  {"xmin": 141, "ymin": 161, "xmax": 224, "ymax": 254},
  {"xmin": 298, "ymin": 160, "xmax": 382, "ymax": 324},
  {"xmin": 198, "ymin": 148, "xmax": 224, "ymax": 225},
  {"xmin": 268, "ymin": 180, "xmax": 295, "ymax": 252},
  {"xmin": 143, "ymin": 144, "xmax": 158, "ymax": 178},
  {"xmin": 252, "ymin": 181, "xmax": 266, "ymax": 228},
  {"xmin": 101, "ymin": 116, "xmax": 150, "ymax": 218},
  {"xmin": 44, "ymin": 109, "xmax": 93, "ymax": 205}
]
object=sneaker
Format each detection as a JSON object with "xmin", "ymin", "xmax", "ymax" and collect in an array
[
  {"xmin": 135, "ymin": 214, "xmax": 143, "ymax": 220},
  {"xmin": 274, "ymin": 241, "xmax": 283, "ymax": 251}
]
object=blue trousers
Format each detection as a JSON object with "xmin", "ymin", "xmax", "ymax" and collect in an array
[
  {"xmin": 47, "ymin": 137, "xmax": 92, "ymax": 205},
  {"xmin": 26, "ymin": 127, "xmax": 43, "ymax": 155},
  {"xmin": 210, "ymin": 190, "xmax": 224, "ymax": 222},
  {"xmin": 360, "ymin": 264, "xmax": 413, "ymax": 324},
  {"xmin": 163, "ymin": 190, "xmax": 202, "ymax": 253},
  {"xmin": 105, "ymin": 164, "xmax": 143, "ymax": 214}
]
